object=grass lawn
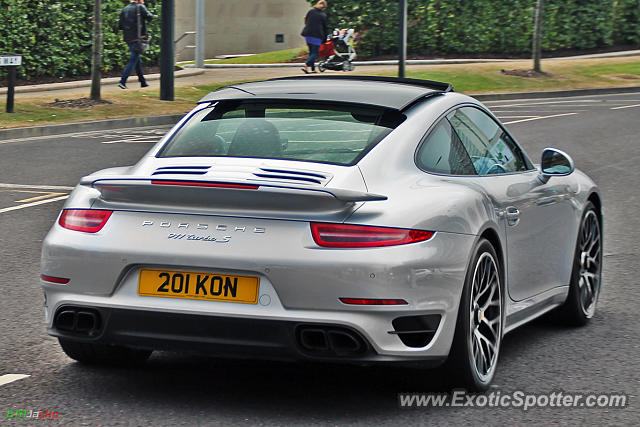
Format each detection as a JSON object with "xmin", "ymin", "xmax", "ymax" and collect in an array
[
  {"xmin": 383, "ymin": 57, "xmax": 640, "ymax": 93},
  {"xmin": 1, "ymin": 56, "xmax": 638, "ymax": 130},
  {"xmin": 0, "ymin": 85, "xmax": 225, "ymax": 130}
]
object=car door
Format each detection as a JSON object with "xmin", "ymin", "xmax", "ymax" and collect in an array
[{"xmin": 447, "ymin": 106, "xmax": 576, "ymax": 301}]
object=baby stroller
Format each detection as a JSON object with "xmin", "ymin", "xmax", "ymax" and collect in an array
[{"xmin": 317, "ymin": 29, "xmax": 357, "ymax": 72}]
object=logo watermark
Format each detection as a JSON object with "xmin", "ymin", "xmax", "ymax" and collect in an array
[
  {"xmin": 398, "ymin": 390, "xmax": 629, "ymax": 411},
  {"xmin": 6, "ymin": 409, "xmax": 59, "ymax": 420}
]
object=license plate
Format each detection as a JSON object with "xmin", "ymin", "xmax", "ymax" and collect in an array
[{"xmin": 138, "ymin": 269, "xmax": 259, "ymax": 304}]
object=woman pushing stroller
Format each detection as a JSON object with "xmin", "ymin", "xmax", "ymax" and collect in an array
[{"xmin": 301, "ymin": 1, "xmax": 328, "ymax": 74}]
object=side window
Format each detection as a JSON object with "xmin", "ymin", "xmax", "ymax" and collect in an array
[
  {"xmin": 417, "ymin": 119, "xmax": 476, "ymax": 175},
  {"xmin": 448, "ymin": 107, "xmax": 527, "ymax": 175}
]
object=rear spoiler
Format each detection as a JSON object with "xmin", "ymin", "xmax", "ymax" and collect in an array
[{"xmin": 82, "ymin": 178, "xmax": 387, "ymax": 213}]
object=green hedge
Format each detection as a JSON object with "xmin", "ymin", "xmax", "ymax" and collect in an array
[
  {"xmin": 309, "ymin": 0, "xmax": 640, "ymax": 57},
  {"xmin": 0, "ymin": 0, "xmax": 161, "ymax": 80},
  {"xmin": 2, "ymin": 0, "xmax": 639, "ymax": 80}
]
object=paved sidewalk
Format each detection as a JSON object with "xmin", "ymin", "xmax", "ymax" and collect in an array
[
  {"xmin": 3, "ymin": 49, "xmax": 639, "ymax": 99},
  {"xmin": 200, "ymin": 49, "xmax": 640, "ymax": 68}
]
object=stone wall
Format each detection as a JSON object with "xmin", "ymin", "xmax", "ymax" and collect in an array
[{"xmin": 175, "ymin": 0, "xmax": 310, "ymax": 61}]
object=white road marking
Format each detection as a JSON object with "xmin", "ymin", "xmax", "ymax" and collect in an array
[
  {"xmin": 610, "ymin": 103, "xmax": 640, "ymax": 110},
  {"xmin": 0, "ymin": 183, "xmax": 74, "ymax": 191},
  {"xmin": 0, "ymin": 125, "xmax": 171, "ymax": 144},
  {"xmin": 0, "ymin": 195, "xmax": 68, "ymax": 213},
  {"xmin": 0, "ymin": 374, "xmax": 30, "ymax": 386},
  {"xmin": 485, "ymin": 100, "xmax": 600, "ymax": 108},
  {"xmin": 502, "ymin": 112, "xmax": 578, "ymax": 125},
  {"xmin": 15, "ymin": 192, "xmax": 66, "ymax": 203},
  {"xmin": 484, "ymin": 92, "xmax": 640, "ymax": 104},
  {"xmin": 494, "ymin": 115, "xmax": 540, "ymax": 119},
  {"xmin": 491, "ymin": 109, "xmax": 587, "ymax": 113}
]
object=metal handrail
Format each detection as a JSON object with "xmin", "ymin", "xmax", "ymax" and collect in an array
[
  {"xmin": 175, "ymin": 31, "xmax": 196, "ymax": 60},
  {"xmin": 174, "ymin": 31, "xmax": 196, "ymax": 45}
]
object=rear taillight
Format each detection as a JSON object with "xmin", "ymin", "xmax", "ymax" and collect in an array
[
  {"xmin": 58, "ymin": 209, "xmax": 112, "ymax": 233},
  {"xmin": 41, "ymin": 275, "xmax": 70, "ymax": 284},
  {"xmin": 310, "ymin": 223, "xmax": 434, "ymax": 248}
]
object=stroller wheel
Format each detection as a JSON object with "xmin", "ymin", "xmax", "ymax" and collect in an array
[
  {"xmin": 342, "ymin": 61, "xmax": 351, "ymax": 72},
  {"xmin": 318, "ymin": 63, "xmax": 326, "ymax": 72}
]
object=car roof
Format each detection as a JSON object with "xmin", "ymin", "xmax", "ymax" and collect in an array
[{"xmin": 198, "ymin": 76, "xmax": 453, "ymax": 111}]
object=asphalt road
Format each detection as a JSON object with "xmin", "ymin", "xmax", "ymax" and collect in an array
[{"xmin": 0, "ymin": 92, "xmax": 638, "ymax": 426}]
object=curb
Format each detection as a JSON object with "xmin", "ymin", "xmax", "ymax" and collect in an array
[
  {"xmin": 471, "ymin": 85, "xmax": 640, "ymax": 101},
  {"xmin": 197, "ymin": 59, "xmax": 515, "ymax": 69},
  {"xmin": 2, "ymin": 85, "xmax": 640, "ymax": 141},
  {"xmin": 193, "ymin": 49, "xmax": 640, "ymax": 69},
  {"xmin": 0, "ymin": 114, "xmax": 184, "ymax": 140},
  {"xmin": 0, "ymin": 69, "xmax": 204, "ymax": 95}
]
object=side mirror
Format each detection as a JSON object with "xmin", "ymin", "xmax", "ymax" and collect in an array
[{"xmin": 539, "ymin": 148, "xmax": 574, "ymax": 181}]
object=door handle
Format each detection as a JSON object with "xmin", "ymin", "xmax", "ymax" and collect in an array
[
  {"xmin": 536, "ymin": 196, "xmax": 558, "ymax": 206},
  {"xmin": 505, "ymin": 206, "xmax": 520, "ymax": 226}
]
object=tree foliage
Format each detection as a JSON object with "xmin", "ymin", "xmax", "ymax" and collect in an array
[
  {"xmin": 1, "ymin": 0, "xmax": 638, "ymax": 80},
  {"xmin": 308, "ymin": 0, "xmax": 640, "ymax": 57},
  {"xmin": 0, "ymin": 0, "xmax": 161, "ymax": 80}
]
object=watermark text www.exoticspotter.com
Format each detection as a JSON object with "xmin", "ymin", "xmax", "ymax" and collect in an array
[{"xmin": 398, "ymin": 391, "xmax": 628, "ymax": 411}]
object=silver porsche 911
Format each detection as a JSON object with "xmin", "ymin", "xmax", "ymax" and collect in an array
[{"xmin": 41, "ymin": 76, "xmax": 602, "ymax": 390}]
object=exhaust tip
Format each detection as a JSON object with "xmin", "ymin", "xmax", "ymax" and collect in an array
[
  {"xmin": 296, "ymin": 325, "xmax": 367, "ymax": 357},
  {"xmin": 299, "ymin": 328, "xmax": 329, "ymax": 351},
  {"xmin": 76, "ymin": 311, "xmax": 100, "ymax": 332},
  {"xmin": 327, "ymin": 330, "xmax": 363, "ymax": 355},
  {"xmin": 55, "ymin": 310, "xmax": 77, "ymax": 331},
  {"xmin": 53, "ymin": 307, "xmax": 102, "ymax": 337}
]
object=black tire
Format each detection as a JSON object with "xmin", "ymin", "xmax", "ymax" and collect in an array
[
  {"xmin": 554, "ymin": 202, "xmax": 602, "ymax": 326},
  {"xmin": 58, "ymin": 338, "xmax": 152, "ymax": 367},
  {"xmin": 318, "ymin": 63, "xmax": 326, "ymax": 72},
  {"xmin": 445, "ymin": 238, "xmax": 504, "ymax": 391}
]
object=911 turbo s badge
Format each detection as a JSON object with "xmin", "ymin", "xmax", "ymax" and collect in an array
[
  {"xmin": 167, "ymin": 233, "xmax": 231, "ymax": 243},
  {"xmin": 141, "ymin": 220, "xmax": 266, "ymax": 244}
]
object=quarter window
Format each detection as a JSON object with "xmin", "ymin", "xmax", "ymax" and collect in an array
[
  {"xmin": 416, "ymin": 118, "xmax": 476, "ymax": 175},
  {"xmin": 448, "ymin": 107, "xmax": 527, "ymax": 175}
]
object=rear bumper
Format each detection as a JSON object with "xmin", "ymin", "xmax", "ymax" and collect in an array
[{"xmin": 47, "ymin": 306, "xmax": 446, "ymax": 366}]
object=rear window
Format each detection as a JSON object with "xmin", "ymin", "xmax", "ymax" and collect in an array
[{"xmin": 158, "ymin": 101, "xmax": 405, "ymax": 165}]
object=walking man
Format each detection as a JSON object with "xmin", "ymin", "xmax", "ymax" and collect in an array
[{"xmin": 118, "ymin": 0, "xmax": 153, "ymax": 89}]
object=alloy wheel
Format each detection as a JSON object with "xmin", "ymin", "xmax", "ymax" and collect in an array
[
  {"xmin": 469, "ymin": 252, "xmax": 502, "ymax": 382},
  {"xmin": 578, "ymin": 210, "xmax": 601, "ymax": 317}
]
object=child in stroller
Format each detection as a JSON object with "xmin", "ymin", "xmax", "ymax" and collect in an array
[{"xmin": 317, "ymin": 29, "xmax": 357, "ymax": 72}]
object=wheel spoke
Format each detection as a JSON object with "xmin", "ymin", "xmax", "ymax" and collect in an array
[
  {"xmin": 475, "ymin": 329, "xmax": 496, "ymax": 371},
  {"xmin": 480, "ymin": 283, "xmax": 497, "ymax": 311},
  {"xmin": 474, "ymin": 329, "xmax": 490, "ymax": 374},
  {"xmin": 578, "ymin": 275, "xmax": 586, "ymax": 289},
  {"xmin": 482, "ymin": 315, "xmax": 500, "ymax": 332},
  {"xmin": 586, "ymin": 250, "xmax": 600, "ymax": 270},
  {"xmin": 472, "ymin": 333, "xmax": 483, "ymax": 372},
  {"xmin": 474, "ymin": 271, "xmax": 490, "ymax": 305}
]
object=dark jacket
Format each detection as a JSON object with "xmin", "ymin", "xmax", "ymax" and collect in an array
[
  {"xmin": 301, "ymin": 7, "xmax": 328, "ymax": 41},
  {"xmin": 118, "ymin": 2, "xmax": 153, "ymax": 43}
]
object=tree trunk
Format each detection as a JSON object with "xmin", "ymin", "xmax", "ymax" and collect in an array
[
  {"xmin": 90, "ymin": 0, "xmax": 103, "ymax": 100},
  {"xmin": 532, "ymin": 0, "xmax": 544, "ymax": 73}
]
